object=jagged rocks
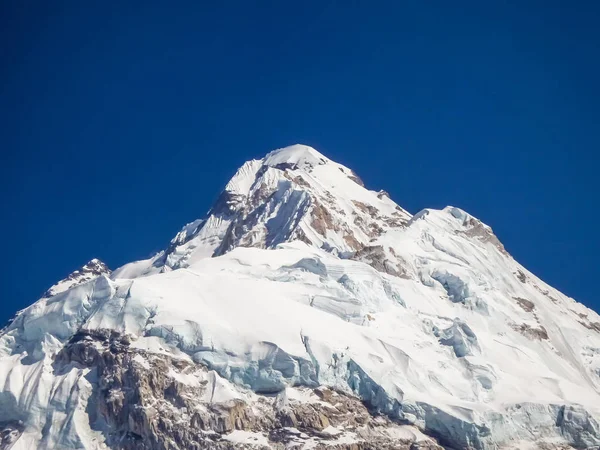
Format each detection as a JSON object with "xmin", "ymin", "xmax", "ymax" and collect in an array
[
  {"xmin": 311, "ymin": 202, "xmax": 338, "ymax": 237},
  {"xmin": 514, "ymin": 297, "xmax": 536, "ymax": 313},
  {"xmin": 578, "ymin": 314, "xmax": 600, "ymax": 333},
  {"xmin": 352, "ymin": 245, "xmax": 408, "ymax": 278},
  {"xmin": 50, "ymin": 330, "xmax": 441, "ymax": 450},
  {"xmin": 512, "ymin": 323, "xmax": 549, "ymax": 340},
  {"xmin": 448, "ymin": 208, "xmax": 508, "ymax": 256},
  {"xmin": 515, "ymin": 270, "xmax": 527, "ymax": 283}
]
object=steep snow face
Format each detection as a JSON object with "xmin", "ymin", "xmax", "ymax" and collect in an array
[{"xmin": 2, "ymin": 145, "xmax": 600, "ymax": 450}]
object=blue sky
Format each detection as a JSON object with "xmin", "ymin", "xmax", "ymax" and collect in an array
[{"xmin": 1, "ymin": 1, "xmax": 599, "ymax": 325}]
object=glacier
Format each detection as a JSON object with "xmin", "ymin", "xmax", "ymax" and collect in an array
[{"xmin": 1, "ymin": 144, "xmax": 600, "ymax": 449}]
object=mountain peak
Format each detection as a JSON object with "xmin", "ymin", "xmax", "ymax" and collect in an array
[
  {"xmin": 263, "ymin": 144, "xmax": 329, "ymax": 169},
  {"xmin": 151, "ymin": 145, "xmax": 412, "ymax": 270}
]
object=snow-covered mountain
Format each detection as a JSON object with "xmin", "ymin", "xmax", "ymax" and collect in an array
[{"xmin": 2, "ymin": 145, "xmax": 600, "ymax": 450}]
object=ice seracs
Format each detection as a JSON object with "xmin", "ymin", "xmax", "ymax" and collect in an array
[{"xmin": 1, "ymin": 145, "xmax": 600, "ymax": 449}]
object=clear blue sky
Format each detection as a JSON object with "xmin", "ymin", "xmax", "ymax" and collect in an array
[{"xmin": 1, "ymin": 1, "xmax": 599, "ymax": 325}]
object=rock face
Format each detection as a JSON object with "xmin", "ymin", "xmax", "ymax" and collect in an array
[
  {"xmin": 51, "ymin": 329, "xmax": 442, "ymax": 450},
  {"xmin": 1, "ymin": 145, "xmax": 600, "ymax": 450}
]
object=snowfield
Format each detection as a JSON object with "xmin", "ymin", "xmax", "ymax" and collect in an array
[{"xmin": 1, "ymin": 145, "xmax": 600, "ymax": 449}]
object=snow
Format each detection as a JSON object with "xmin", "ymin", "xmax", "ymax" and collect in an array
[
  {"xmin": 224, "ymin": 159, "xmax": 263, "ymax": 194},
  {"xmin": 41, "ymin": 258, "xmax": 110, "ymax": 298},
  {"xmin": 112, "ymin": 144, "xmax": 411, "ymax": 277},
  {"xmin": 263, "ymin": 144, "xmax": 329, "ymax": 168},
  {"xmin": 321, "ymin": 425, "xmax": 342, "ymax": 435},
  {"xmin": 222, "ymin": 429, "xmax": 270, "ymax": 446},
  {"xmin": 132, "ymin": 353, "xmax": 150, "ymax": 369},
  {"xmin": 1, "ymin": 145, "xmax": 600, "ymax": 449}
]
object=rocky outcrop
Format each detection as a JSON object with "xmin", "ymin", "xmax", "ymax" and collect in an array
[
  {"xmin": 352, "ymin": 245, "xmax": 409, "ymax": 278},
  {"xmin": 51, "ymin": 330, "xmax": 442, "ymax": 450},
  {"xmin": 449, "ymin": 208, "xmax": 508, "ymax": 256},
  {"xmin": 512, "ymin": 323, "xmax": 549, "ymax": 340},
  {"xmin": 514, "ymin": 297, "xmax": 535, "ymax": 313}
]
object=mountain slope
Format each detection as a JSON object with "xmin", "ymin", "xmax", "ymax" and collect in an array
[{"xmin": 1, "ymin": 145, "xmax": 600, "ymax": 450}]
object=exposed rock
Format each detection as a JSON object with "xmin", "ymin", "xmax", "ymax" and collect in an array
[
  {"xmin": 580, "ymin": 321, "xmax": 600, "ymax": 333},
  {"xmin": 0, "ymin": 421, "xmax": 23, "ymax": 450},
  {"xmin": 294, "ymin": 228, "xmax": 314, "ymax": 246},
  {"xmin": 516, "ymin": 270, "xmax": 527, "ymax": 283},
  {"xmin": 311, "ymin": 203, "xmax": 337, "ymax": 237},
  {"xmin": 50, "ymin": 330, "xmax": 442, "ymax": 450},
  {"xmin": 348, "ymin": 170, "xmax": 365, "ymax": 187},
  {"xmin": 213, "ymin": 181, "xmax": 312, "ymax": 256},
  {"xmin": 382, "ymin": 215, "xmax": 407, "ymax": 228},
  {"xmin": 343, "ymin": 233, "xmax": 362, "ymax": 251},
  {"xmin": 352, "ymin": 200, "xmax": 379, "ymax": 218},
  {"xmin": 512, "ymin": 323, "xmax": 549, "ymax": 340},
  {"xmin": 293, "ymin": 175, "xmax": 310, "ymax": 188},
  {"xmin": 514, "ymin": 297, "xmax": 536, "ymax": 313},
  {"xmin": 448, "ymin": 209, "xmax": 508, "ymax": 256},
  {"xmin": 352, "ymin": 245, "xmax": 408, "ymax": 278},
  {"xmin": 43, "ymin": 258, "xmax": 111, "ymax": 298}
]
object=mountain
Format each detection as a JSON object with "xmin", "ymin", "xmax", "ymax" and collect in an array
[{"xmin": 1, "ymin": 145, "xmax": 600, "ymax": 450}]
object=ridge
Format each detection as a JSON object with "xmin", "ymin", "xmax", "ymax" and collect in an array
[{"xmin": 42, "ymin": 258, "xmax": 111, "ymax": 298}]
